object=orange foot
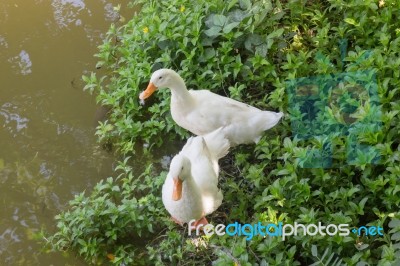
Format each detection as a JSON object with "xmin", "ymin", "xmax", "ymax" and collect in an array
[
  {"xmin": 193, "ymin": 217, "xmax": 208, "ymax": 228},
  {"xmin": 188, "ymin": 217, "xmax": 209, "ymax": 233}
]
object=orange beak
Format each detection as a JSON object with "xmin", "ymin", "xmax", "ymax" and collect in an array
[
  {"xmin": 139, "ymin": 82, "xmax": 157, "ymax": 100},
  {"xmin": 172, "ymin": 177, "xmax": 183, "ymax": 201}
]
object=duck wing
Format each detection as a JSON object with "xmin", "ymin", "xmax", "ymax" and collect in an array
[{"xmin": 187, "ymin": 90, "xmax": 283, "ymax": 144}]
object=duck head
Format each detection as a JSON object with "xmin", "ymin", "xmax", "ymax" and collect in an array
[
  {"xmin": 169, "ymin": 154, "xmax": 191, "ymax": 201},
  {"xmin": 139, "ymin": 69, "xmax": 180, "ymax": 100}
]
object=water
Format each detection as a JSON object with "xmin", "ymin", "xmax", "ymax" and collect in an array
[{"xmin": 0, "ymin": 1, "xmax": 133, "ymax": 264}]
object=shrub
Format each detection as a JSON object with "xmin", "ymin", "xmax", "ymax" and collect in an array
[
  {"xmin": 49, "ymin": 0, "xmax": 400, "ymax": 265},
  {"xmin": 48, "ymin": 160, "xmax": 168, "ymax": 265}
]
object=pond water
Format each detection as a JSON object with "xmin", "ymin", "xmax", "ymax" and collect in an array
[{"xmin": 0, "ymin": 1, "xmax": 134, "ymax": 264}]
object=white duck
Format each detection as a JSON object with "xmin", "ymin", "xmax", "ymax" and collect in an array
[
  {"xmin": 162, "ymin": 127, "xmax": 229, "ymax": 228},
  {"xmin": 139, "ymin": 69, "xmax": 283, "ymax": 146}
]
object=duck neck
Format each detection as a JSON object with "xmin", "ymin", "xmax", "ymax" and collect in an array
[
  {"xmin": 182, "ymin": 173, "xmax": 201, "ymax": 199},
  {"xmin": 170, "ymin": 75, "xmax": 193, "ymax": 103}
]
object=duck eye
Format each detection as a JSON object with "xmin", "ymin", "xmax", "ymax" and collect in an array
[{"xmin": 159, "ymin": 76, "xmax": 163, "ymax": 80}]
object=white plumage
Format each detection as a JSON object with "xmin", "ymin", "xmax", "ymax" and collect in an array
[
  {"xmin": 140, "ymin": 69, "xmax": 283, "ymax": 146},
  {"xmin": 161, "ymin": 128, "xmax": 229, "ymax": 224}
]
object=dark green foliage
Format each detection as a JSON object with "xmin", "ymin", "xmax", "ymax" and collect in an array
[
  {"xmin": 47, "ymin": 160, "xmax": 168, "ymax": 265},
  {"xmin": 310, "ymin": 244, "xmax": 343, "ymax": 266},
  {"xmin": 48, "ymin": 0, "xmax": 400, "ymax": 265}
]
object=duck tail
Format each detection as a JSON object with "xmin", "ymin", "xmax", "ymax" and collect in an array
[
  {"xmin": 262, "ymin": 111, "xmax": 284, "ymax": 131},
  {"xmin": 202, "ymin": 127, "xmax": 230, "ymax": 159}
]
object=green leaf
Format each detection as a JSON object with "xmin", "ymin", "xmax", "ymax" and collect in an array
[
  {"xmin": 239, "ymin": 0, "xmax": 251, "ymax": 9},
  {"xmin": 271, "ymin": 11, "xmax": 285, "ymax": 21},
  {"xmin": 276, "ymin": 169, "xmax": 290, "ymax": 176},
  {"xmin": 112, "ymin": 186, "xmax": 120, "ymax": 192},
  {"xmin": 228, "ymin": 0, "xmax": 238, "ymax": 10},
  {"xmin": 344, "ymin": 18, "xmax": 359, "ymax": 26},
  {"xmin": 204, "ymin": 48, "xmax": 216, "ymax": 59},
  {"xmin": 213, "ymin": 14, "xmax": 227, "ymax": 27},
  {"xmin": 311, "ymin": 245, "xmax": 318, "ymax": 257},
  {"xmin": 228, "ymin": 9, "xmax": 248, "ymax": 22},
  {"xmin": 204, "ymin": 26, "xmax": 222, "ymax": 37},
  {"xmin": 223, "ymin": 22, "xmax": 240, "ymax": 34},
  {"xmin": 369, "ymin": 3, "xmax": 378, "ymax": 10},
  {"xmin": 255, "ymin": 44, "xmax": 268, "ymax": 57},
  {"xmin": 389, "ymin": 219, "xmax": 400, "ymax": 228},
  {"xmin": 244, "ymin": 34, "xmax": 263, "ymax": 51},
  {"xmin": 392, "ymin": 232, "xmax": 400, "ymax": 241},
  {"xmin": 159, "ymin": 21, "xmax": 168, "ymax": 32},
  {"xmin": 267, "ymin": 28, "xmax": 284, "ymax": 39}
]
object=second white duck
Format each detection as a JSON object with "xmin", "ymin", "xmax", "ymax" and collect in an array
[{"xmin": 162, "ymin": 127, "xmax": 229, "ymax": 228}]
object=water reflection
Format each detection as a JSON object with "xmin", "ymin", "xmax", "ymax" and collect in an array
[
  {"xmin": 0, "ymin": 36, "xmax": 8, "ymax": 48},
  {"xmin": 52, "ymin": 0, "xmax": 85, "ymax": 29},
  {"xmin": 8, "ymin": 50, "xmax": 33, "ymax": 75},
  {"xmin": 0, "ymin": 103, "xmax": 29, "ymax": 136},
  {"xmin": 0, "ymin": 0, "xmax": 132, "ymax": 265},
  {"xmin": 104, "ymin": 2, "xmax": 120, "ymax": 21},
  {"xmin": 0, "ymin": 228, "xmax": 20, "ymax": 265}
]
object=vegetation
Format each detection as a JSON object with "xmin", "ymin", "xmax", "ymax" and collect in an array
[{"xmin": 48, "ymin": 0, "xmax": 400, "ymax": 265}]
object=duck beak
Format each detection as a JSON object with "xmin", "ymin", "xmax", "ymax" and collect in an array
[
  {"xmin": 172, "ymin": 177, "xmax": 183, "ymax": 201},
  {"xmin": 139, "ymin": 82, "xmax": 157, "ymax": 100}
]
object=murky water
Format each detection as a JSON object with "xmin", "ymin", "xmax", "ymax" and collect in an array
[{"xmin": 0, "ymin": 1, "xmax": 133, "ymax": 264}]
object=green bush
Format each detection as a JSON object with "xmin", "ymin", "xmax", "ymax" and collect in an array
[
  {"xmin": 49, "ymin": 0, "xmax": 400, "ymax": 265},
  {"xmin": 47, "ymin": 160, "xmax": 164, "ymax": 265}
]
